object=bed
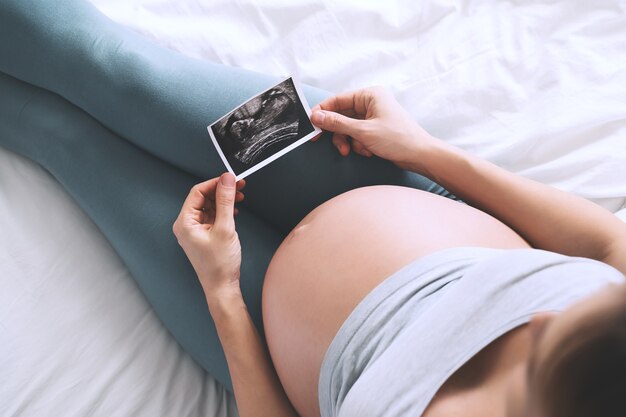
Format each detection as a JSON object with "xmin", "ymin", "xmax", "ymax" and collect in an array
[{"xmin": 2, "ymin": 1, "xmax": 625, "ymax": 415}]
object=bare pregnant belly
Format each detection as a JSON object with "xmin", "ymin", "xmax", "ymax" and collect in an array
[{"xmin": 261, "ymin": 185, "xmax": 530, "ymax": 417}]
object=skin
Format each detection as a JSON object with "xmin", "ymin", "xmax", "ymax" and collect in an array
[
  {"xmin": 262, "ymin": 185, "xmax": 531, "ymax": 417},
  {"xmin": 503, "ymin": 284, "xmax": 626, "ymax": 417},
  {"xmin": 172, "ymin": 86, "xmax": 626, "ymax": 417}
]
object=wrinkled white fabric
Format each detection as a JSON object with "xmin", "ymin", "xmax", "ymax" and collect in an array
[
  {"xmin": 3, "ymin": 1, "xmax": 626, "ymax": 416},
  {"xmin": 0, "ymin": 148, "xmax": 238, "ymax": 417},
  {"xmin": 92, "ymin": 0, "xmax": 626, "ymax": 211}
]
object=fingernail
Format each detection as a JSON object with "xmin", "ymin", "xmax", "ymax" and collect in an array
[
  {"xmin": 311, "ymin": 110, "xmax": 325, "ymax": 125},
  {"xmin": 221, "ymin": 173, "xmax": 235, "ymax": 187}
]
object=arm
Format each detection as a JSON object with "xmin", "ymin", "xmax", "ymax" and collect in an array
[
  {"xmin": 415, "ymin": 140, "xmax": 626, "ymax": 274},
  {"xmin": 208, "ymin": 289, "xmax": 299, "ymax": 417},
  {"xmin": 173, "ymin": 173, "xmax": 298, "ymax": 417},
  {"xmin": 310, "ymin": 87, "xmax": 626, "ymax": 275}
]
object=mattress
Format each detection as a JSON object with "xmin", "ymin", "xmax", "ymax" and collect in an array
[{"xmin": 2, "ymin": 1, "xmax": 626, "ymax": 416}]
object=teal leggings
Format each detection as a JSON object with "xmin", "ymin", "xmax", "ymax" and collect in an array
[{"xmin": 0, "ymin": 0, "xmax": 458, "ymax": 392}]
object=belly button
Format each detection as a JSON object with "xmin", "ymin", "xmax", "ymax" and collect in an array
[{"xmin": 287, "ymin": 223, "xmax": 310, "ymax": 242}]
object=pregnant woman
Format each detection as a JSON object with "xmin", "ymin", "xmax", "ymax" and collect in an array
[
  {"xmin": 173, "ymin": 87, "xmax": 626, "ymax": 417},
  {"xmin": 2, "ymin": 1, "xmax": 625, "ymax": 417}
]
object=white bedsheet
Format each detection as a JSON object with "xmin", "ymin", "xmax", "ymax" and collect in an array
[
  {"xmin": 2, "ymin": 1, "xmax": 626, "ymax": 416},
  {"xmin": 0, "ymin": 148, "xmax": 238, "ymax": 417},
  {"xmin": 92, "ymin": 0, "xmax": 626, "ymax": 211}
]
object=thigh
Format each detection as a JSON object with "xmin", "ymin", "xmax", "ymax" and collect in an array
[
  {"xmin": 262, "ymin": 185, "xmax": 530, "ymax": 417},
  {"xmin": 0, "ymin": 0, "xmax": 457, "ymax": 235},
  {"xmin": 0, "ymin": 72, "xmax": 282, "ymax": 393}
]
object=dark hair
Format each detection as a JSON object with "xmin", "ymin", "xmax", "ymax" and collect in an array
[{"xmin": 538, "ymin": 292, "xmax": 626, "ymax": 417}]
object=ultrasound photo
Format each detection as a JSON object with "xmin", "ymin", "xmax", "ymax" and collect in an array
[{"xmin": 208, "ymin": 77, "xmax": 321, "ymax": 180}]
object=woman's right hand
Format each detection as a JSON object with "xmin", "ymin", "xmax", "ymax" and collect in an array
[{"xmin": 309, "ymin": 86, "xmax": 442, "ymax": 172}]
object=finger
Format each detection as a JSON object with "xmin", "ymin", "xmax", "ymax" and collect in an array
[
  {"xmin": 335, "ymin": 108, "xmax": 359, "ymax": 118},
  {"xmin": 204, "ymin": 206, "xmax": 216, "ymax": 224},
  {"xmin": 317, "ymin": 94, "xmax": 349, "ymax": 111},
  {"xmin": 331, "ymin": 133, "xmax": 347, "ymax": 153},
  {"xmin": 309, "ymin": 110, "xmax": 356, "ymax": 143},
  {"xmin": 313, "ymin": 104, "xmax": 358, "ymax": 118},
  {"xmin": 310, "ymin": 132, "xmax": 323, "ymax": 143},
  {"xmin": 204, "ymin": 178, "xmax": 245, "ymax": 204},
  {"xmin": 235, "ymin": 191, "xmax": 245, "ymax": 202},
  {"xmin": 332, "ymin": 133, "xmax": 350, "ymax": 156},
  {"xmin": 214, "ymin": 172, "xmax": 237, "ymax": 233},
  {"xmin": 182, "ymin": 177, "xmax": 219, "ymax": 214},
  {"xmin": 311, "ymin": 110, "xmax": 364, "ymax": 137},
  {"xmin": 321, "ymin": 88, "xmax": 376, "ymax": 115},
  {"xmin": 234, "ymin": 207, "xmax": 239, "ymax": 216},
  {"xmin": 352, "ymin": 140, "xmax": 373, "ymax": 157},
  {"xmin": 314, "ymin": 106, "xmax": 359, "ymax": 118}
]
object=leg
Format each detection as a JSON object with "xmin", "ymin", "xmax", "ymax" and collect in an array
[
  {"xmin": 0, "ymin": 0, "xmax": 460, "ymax": 234},
  {"xmin": 0, "ymin": 72, "xmax": 282, "ymax": 392}
]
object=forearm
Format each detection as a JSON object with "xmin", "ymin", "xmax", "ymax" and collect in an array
[
  {"xmin": 415, "ymin": 140, "xmax": 626, "ymax": 262},
  {"xmin": 207, "ymin": 288, "xmax": 298, "ymax": 417}
]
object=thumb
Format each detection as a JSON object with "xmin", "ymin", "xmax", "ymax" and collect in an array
[
  {"xmin": 311, "ymin": 110, "xmax": 362, "ymax": 137},
  {"xmin": 214, "ymin": 173, "xmax": 236, "ymax": 232}
]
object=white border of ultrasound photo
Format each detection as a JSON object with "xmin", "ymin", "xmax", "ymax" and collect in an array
[{"xmin": 207, "ymin": 76, "xmax": 322, "ymax": 181}]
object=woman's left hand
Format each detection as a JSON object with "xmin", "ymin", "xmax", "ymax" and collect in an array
[{"xmin": 172, "ymin": 172, "xmax": 246, "ymax": 299}]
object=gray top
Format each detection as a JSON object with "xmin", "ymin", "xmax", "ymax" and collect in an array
[{"xmin": 318, "ymin": 246, "xmax": 625, "ymax": 417}]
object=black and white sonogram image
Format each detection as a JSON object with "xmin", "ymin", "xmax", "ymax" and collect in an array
[{"xmin": 208, "ymin": 77, "xmax": 320, "ymax": 180}]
